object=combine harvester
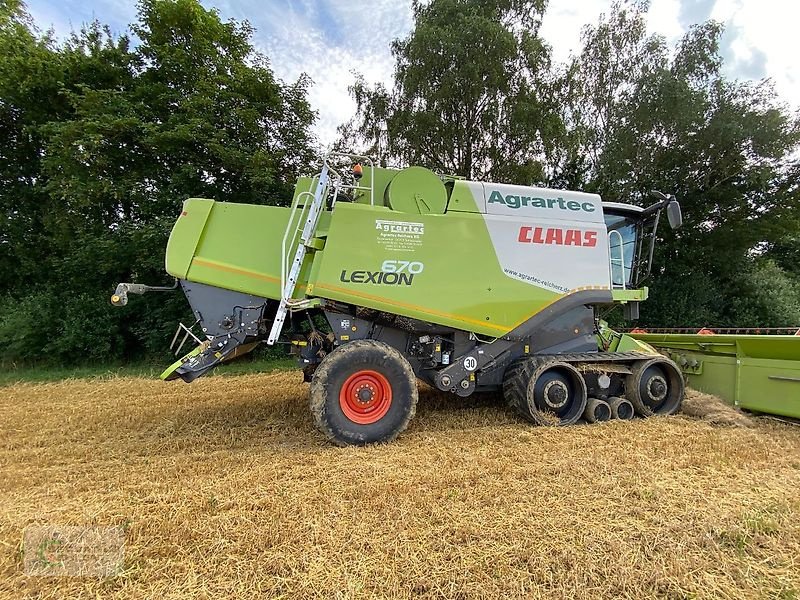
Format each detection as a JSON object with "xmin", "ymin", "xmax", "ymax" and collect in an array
[{"xmin": 113, "ymin": 153, "xmax": 695, "ymax": 445}]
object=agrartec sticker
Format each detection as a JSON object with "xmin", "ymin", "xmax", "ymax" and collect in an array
[{"xmin": 375, "ymin": 220, "xmax": 425, "ymax": 235}]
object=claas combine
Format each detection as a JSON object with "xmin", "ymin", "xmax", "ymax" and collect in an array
[{"xmin": 112, "ymin": 152, "xmax": 687, "ymax": 445}]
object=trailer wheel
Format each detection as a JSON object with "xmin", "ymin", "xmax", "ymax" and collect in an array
[
  {"xmin": 310, "ymin": 340, "xmax": 417, "ymax": 446},
  {"xmin": 626, "ymin": 357, "xmax": 684, "ymax": 417},
  {"xmin": 504, "ymin": 358, "xmax": 587, "ymax": 426}
]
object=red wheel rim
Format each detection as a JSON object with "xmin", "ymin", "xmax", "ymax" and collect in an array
[{"xmin": 339, "ymin": 370, "xmax": 392, "ymax": 425}]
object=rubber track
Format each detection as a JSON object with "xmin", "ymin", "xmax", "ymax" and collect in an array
[
  {"xmin": 503, "ymin": 352, "xmax": 675, "ymax": 424},
  {"xmin": 502, "ymin": 357, "xmax": 549, "ymax": 423},
  {"xmin": 534, "ymin": 351, "xmax": 654, "ymax": 363}
]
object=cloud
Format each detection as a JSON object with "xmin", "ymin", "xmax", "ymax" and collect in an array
[
  {"xmin": 712, "ymin": 0, "xmax": 798, "ymax": 102},
  {"xmin": 21, "ymin": 0, "xmax": 800, "ymax": 145},
  {"xmin": 211, "ymin": 0, "xmax": 413, "ymax": 147},
  {"xmin": 676, "ymin": 0, "xmax": 716, "ymax": 28},
  {"xmin": 25, "ymin": 0, "xmax": 136, "ymax": 38},
  {"xmin": 720, "ymin": 25, "xmax": 768, "ymax": 80},
  {"xmin": 539, "ymin": 0, "xmax": 609, "ymax": 63}
]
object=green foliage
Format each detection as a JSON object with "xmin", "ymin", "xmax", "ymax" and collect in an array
[
  {"xmin": 340, "ymin": 0, "xmax": 559, "ymax": 183},
  {"xmin": 0, "ymin": 0, "xmax": 316, "ymax": 366},
  {"xmin": 558, "ymin": 4, "xmax": 800, "ymax": 327},
  {"xmin": 725, "ymin": 260, "xmax": 800, "ymax": 327},
  {"xmin": 347, "ymin": 0, "xmax": 800, "ymax": 328}
]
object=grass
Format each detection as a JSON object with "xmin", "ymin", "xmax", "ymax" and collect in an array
[
  {"xmin": 2, "ymin": 372, "xmax": 800, "ymax": 598},
  {"xmin": 0, "ymin": 355, "xmax": 296, "ymax": 386}
]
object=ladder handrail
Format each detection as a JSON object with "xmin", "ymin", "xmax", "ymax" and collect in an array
[
  {"xmin": 269, "ymin": 153, "xmax": 379, "ymax": 345},
  {"xmin": 268, "ymin": 165, "xmax": 330, "ymax": 344},
  {"xmin": 323, "ymin": 152, "xmax": 375, "ymax": 206},
  {"xmin": 280, "ymin": 189, "xmax": 315, "ymax": 300}
]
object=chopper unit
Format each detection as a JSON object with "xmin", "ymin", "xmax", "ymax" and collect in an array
[{"xmin": 112, "ymin": 152, "xmax": 686, "ymax": 446}]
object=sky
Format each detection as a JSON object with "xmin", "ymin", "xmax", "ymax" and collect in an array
[{"xmin": 24, "ymin": 0, "xmax": 800, "ymax": 146}]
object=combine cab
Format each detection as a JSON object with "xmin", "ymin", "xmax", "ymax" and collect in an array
[{"xmin": 113, "ymin": 153, "xmax": 686, "ymax": 445}]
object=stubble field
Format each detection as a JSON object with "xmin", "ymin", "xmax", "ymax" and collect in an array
[{"xmin": 2, "ymin": 370, "xmax": 800, "ymax": 599}]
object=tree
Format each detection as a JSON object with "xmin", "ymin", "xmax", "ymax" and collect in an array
[
  {"xmin": 0, "ymin": 0, "xmax": 67, "ymax": 292},
  {"xmin": 341, "ymin": 0, "xmax": 560, "ymax": 183},
  {"xmin": 341, "ymin": 0, "xmax": 800, "ymax": 327},
  {"xmin": 559, "ymin": 4, "xmax": 800, "ymax": 326},
  {"xmin": 0, "ymin": 0, "xmax": 317, "ymax": 365}
]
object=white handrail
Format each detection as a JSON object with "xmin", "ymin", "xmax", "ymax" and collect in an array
[
  {"xmin": 269, "ymin": 153, "xmax": 379, "ymax": 344},
  {"xmin": 608, "ymin": 229, "xmax": 626, "ymax": 290},
  {"xmin": 280, "ymin": 189, "xmax": 315, "ymax": 300}
]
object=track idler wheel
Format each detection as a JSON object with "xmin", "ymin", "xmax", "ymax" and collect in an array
[
  {"xmin": 608, "ymin": 396, "xmax": 635, "ymax": 420},
  {"xmin": 584, "ymin": 398, "xmax": 612, "ymax": 423},
  {"xmin": 503, "ymin": 358, "xmax": 587, "ymax": 426},
  {"xmin": 626, "ymin": 357, "xmax": 685, "ymax": 417}
]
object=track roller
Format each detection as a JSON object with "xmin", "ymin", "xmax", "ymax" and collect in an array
[
  {"xmin": 584, "ymin": 398, "xmax": 612, "ymax": 423},
  {"xmin": 626, "ymin": 357, "xmax": 685, "ymax": 417},
  {"xmin": 608, "ymin": 396, "xmax": 635, "ymax": 420},
  {"xmin": 503, "ymin": 358, "xmax": 587, "ymax": 426}
]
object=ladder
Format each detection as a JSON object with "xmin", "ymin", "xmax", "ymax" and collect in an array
[
  {"xmin": 266, "ymin": 152, "xmax": 376, "ymax": 345},
  {"xmin": 266, "ymin": 165, "xmax": 330, "ymax": 345}
]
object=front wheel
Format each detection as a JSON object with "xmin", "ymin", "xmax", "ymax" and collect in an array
[{"xmin": 310, "ymin": 339, "xmax": 418, "ymax": 446}]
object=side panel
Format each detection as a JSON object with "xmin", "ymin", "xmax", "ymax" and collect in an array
[
  {"xmin": 457, "ymin": 181, "xmax": 612, "ymax": 292},
  {"xmin": 310, "ymin": 192, "xmax": 612, "ymax": 337},
  {"xmin": 447, "ymin": 180, "xmax": 486, "ymax": 213},
  {"xmin": 167, "ymin": 199, "xmax": 294, "ymax": 300},
  {"xmin": 483, "ymin": 214, "xmax": 610, "ymax": 293},
  {"xmin": 311, "ymin": 203, "xmax": 557, "ymax": 337},
  {"xmin": 165, "ymin": 198, "xmax": 215, "ymax": 279},
  {"xmin": 738, "ymin": 357, "xmax": 800, "ymax": 418},
  {"xmin": 483, "ymin": 183, "xmax": 603, "ymax": 223}
]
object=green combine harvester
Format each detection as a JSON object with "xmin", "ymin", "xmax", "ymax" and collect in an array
[{"xmin": 110, "ymin": 152, "xmax": 793, "ymax": 445}]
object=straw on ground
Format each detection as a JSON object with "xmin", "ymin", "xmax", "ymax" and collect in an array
[{"xmin": 2, "ymin": 372, "xmax": 799, "ymax": 599}]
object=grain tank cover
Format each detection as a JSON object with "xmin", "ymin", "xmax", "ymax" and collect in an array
[{"xmin": 385, "ymin": 166, "xmax": 447, "ymax": 215}]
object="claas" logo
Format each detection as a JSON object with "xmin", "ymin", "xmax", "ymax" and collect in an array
[{"xmin": 518, "ymin": 226, "xmax": 598, "ymax": 247}]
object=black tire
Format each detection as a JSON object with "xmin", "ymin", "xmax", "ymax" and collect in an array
[
  {"xmin": 310, "ymin": 340, "xmax": 417, "ymax": 446},
  {"xmin": 626, "ymin": 357, "xmax": 685, "ymax": 417},
  {"xmin": 503, "ymin": 358, "xmax": 536, "ymax": 423},
  {"xmin": 503, "ymin": 357, "xmax": 587, "ymax": 426}
]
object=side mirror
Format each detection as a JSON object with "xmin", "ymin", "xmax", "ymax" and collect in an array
[{"xmin": 667, "ymin": 199, "xmax": 682, "ymax": 229}]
